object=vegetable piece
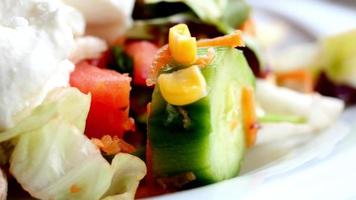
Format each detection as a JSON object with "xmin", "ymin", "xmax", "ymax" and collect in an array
[
  {"xmin": 148, "ymin": 47, "xmax": 255, "ymax": 184},
  {"xmin": 144, "ymin": 0, "xmax": 251, "ymax": 34},
  {"xmin": 275, "ymin": 69, "xmax": 314, "ymax": 93},
  {"xmin": 147, "ymin": 45, "xmax": 171, "ymax": 86},
  {"xmin": 0, "ymin": 88, "xmax": 90, "ymax": 142},
  {"xmin": 320, "ymin": 30, "xmax": 356, "ymax": 88},
  {"xmin": 111, "ymin": 46, "xmax": 134, "ymax": 75},
  {"xmin": 158, "ymin": 65, "xmax": 207, "ymax": 106},
  {"xmin": 9, "ymin": 88, "xmax": 112, "ymax": 200},
  {"xmin": 102, "ymin": 154, "xmax": 147, "ymax": 200},
  {"xmin": 70, "ymin": 62, "xmax": 133, "ymax": 138},
  {"xmin": 241, "ymin": 86, "xmax": 258, "ymax": 148},
  {"xmin": 169, "ymin": 24, "xmax": 197, "ymax": 65},
  {"xmin": 197, "ymin": 30, "xmax": 244, "ymax": 48},
  {"xmin": 11, "ymin": 119, "xmax": 113, "ymax": 200},
  {"xmin": 147, "ymin": 31, "xmax": 244, "ymax": 86},
  {"xmin": 92, "ymin": 135, "xmax": 136, "ymax": 155},
  {"xmin": 9, "ymin": 88, "xmax": 146, "ymax": 200},
  {"xmin": 125, "ymin": 41, "xmax": 159, "ymax": 85},
  {"xmin": 240, "ymin": 18, "xmax": 256, "ymax": 36}
]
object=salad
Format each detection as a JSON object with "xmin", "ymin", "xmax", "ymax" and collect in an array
[{"xmin": 0, "ymin": 0, "xmax": 351, "ymax": 199}]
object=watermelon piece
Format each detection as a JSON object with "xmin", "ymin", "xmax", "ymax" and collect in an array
[
  {"xmin": 125, "ymin": 41, "xmax": 159, "ymax": 86},
  {"xmin": 70, "ymin": 62, "xmax": 133, "ymax": 138}
]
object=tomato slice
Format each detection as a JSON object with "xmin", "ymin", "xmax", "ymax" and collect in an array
[
  {"xmin": 70, "ymin": 62, "xmax": 133, "ymax": 138},
  {"xmin": 125, "ymin": 41, "xmax": 159, "ymax": 86}
]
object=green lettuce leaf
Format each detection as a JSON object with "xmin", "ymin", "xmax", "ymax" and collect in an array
[
  {"xmin": 102, "ymin": 154, "xmax": 147, "ymax": 200},
  {"xmin": 0, "ymin": 87, "xmax": 91, "ymax": 142},
  {"xmin": 321, "ymin": 30, "xmax": 356, "ymax": 87},
  {"xmin": 127, "ymin": 13, "xmax": 197, "ymax": 40},
  {"xmin": 10, "ymin": 119, "xmax": 113, "ymax": 200},
  {"xmin": 8, "ymin": 87, "xmax": 146, "ymax": 200},
  {"xmin": 144, "ymin": 0, "xmax": 250, "ymax": 34}
]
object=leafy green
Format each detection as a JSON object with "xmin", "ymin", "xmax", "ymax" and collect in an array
[
  {"xmin": 8, "ymin": 87, "xmax": 146, "ymax": 200},
  {"xmin": 10, "ymin": 119, "xmax": 113, "ymax": 200},
  {"xmin": 321, "ymin": 30, "xmax": 356, "ymax": 87},
  {"xmin": 127, "ymin": 13, "xmax": 197, "ymax": 40},
  {"xmin": 0, "ymin": 88, "xmax": 91, "ymax": 142},
  {"xmin": 102, "ymin": 154, "xmax": 146, "ymax": 200},
  {"xmin": 111, "ymin": 46, "xmax": 134, "ymax": 76},
  {"xmin": 143, "ymin": 0, "xmax": 250, "ymax": 34}
]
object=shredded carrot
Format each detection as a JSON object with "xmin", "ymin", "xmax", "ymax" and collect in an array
[
  {"xmin": 91, "ymin": 138, "xmax": 104, "ymax": 148},
  {"xmin": 240, "ymin": 18, "xmax": 256, "ymax": 36},
  {"xmin": 146, "ymin": 45, "xmax": 172, "ymax": 86},
  {"xmin": 197, "ymin": 30, "xmax": 245, "ymax": 48},
  {"xmin": 275, "ymin": 69, "xmax": 314, "ymax": 93},
  {"xmin": 91, "ymin": 135, "xmax": 136, "ymax": 155},
  {"xmin": 241, "ymin": 86, "xmax": 258, "ymax": 148},
  {"xmin": 70, "ymin": 184, "xmax": 81, "ymax": 193}
]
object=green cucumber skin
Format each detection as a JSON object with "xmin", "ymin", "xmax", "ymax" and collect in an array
[{"xmin": 148, "ymin": 47, "xmax": 254, "ymax": 185}]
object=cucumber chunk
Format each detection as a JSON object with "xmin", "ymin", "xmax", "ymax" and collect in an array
[{"xmin": 148, "ymin": 47, "xmax": 255, "ymax": 185}]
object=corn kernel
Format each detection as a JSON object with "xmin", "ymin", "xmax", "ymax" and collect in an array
[
  {"xmin": 158, "ymin": 65, "xmax": 207, "ymax": 106},
  {"xmin": 169, "ymin": 24, "xmax": 197, "ymax": 65}
]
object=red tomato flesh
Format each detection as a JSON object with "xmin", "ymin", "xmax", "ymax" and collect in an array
[
  {"xmin": 125, "ymin": 41, "xmax": 158, "ymax": 86},
  {"xmin": 70, "ymin": 62, "xmax": 133, "ymax": 138}
]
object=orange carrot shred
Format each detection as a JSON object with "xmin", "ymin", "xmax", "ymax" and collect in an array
[
  {"xmin": 241, "ymin": 86, "xmax": 258, "ymax": 148},
  {"xmin": 275, "ymin": 69, "xmax": 314, "ymax": 93},
  {"xmin": 91, "ymin": 138, "xmax": 104, "ymax": 148},
  {"xmin": 240, "ymin": 18, "xmax": 256, "ymax": 36},
  {"xmin": 197, "ymin": 30, "xmax": 245, "ymax": 48},
  {"xmin": 91, "ymin": 135, "xmax": 136, "ymax": 155},
  {"xmin": 146, "ymin": 45, "xmax": 171, "ymax": 86},
  {"xmin": 70, "ymin": 185, "xmax": 81, "ymax": 193}
]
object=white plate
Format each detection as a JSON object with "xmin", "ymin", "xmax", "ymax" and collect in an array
[{"xmin": 146, "ymin": 1, "xmax": 356, "ymax": 199}]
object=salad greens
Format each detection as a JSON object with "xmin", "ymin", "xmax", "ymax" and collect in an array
[
  {"xmin": 102, "ymin": 154, "xmax": 146, "ymax": 200},
  {"xmin": 321, "ymin": 30, "xmax": 356, "ymax": 88},
  {"xmin": 11, "ymin": 119, "xmax": 113, "ymax": 200},
  {"xmin": 144, "ymin": 0, "xmax": 250, "ymax": 33},
  {"xmin": 129, "ymin": 0, "xmax": 250, "ymax": 40},
  {"xmin": 7, "ymin": 88, "xmax": 146, "ymax": 200},
  {"xmin": 0, "ymin": 88, "xmax": 91, "ymax": 143},
  {"xmin": 112, "ymin": 46, "xmax": 134, "ymax": 76}
]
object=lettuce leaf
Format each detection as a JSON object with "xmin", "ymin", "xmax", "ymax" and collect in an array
[
  {"xmin": 10, "ymin": 119, "xmax": 113, "ymax": 200},
  {"xmin": 0, "ymin": 87, "xmax": 90, "ymax": 142},
  {"xmin": 102, "ymin": 154, "xmax": 147, "ymax": 200},
  {"xmin": 8, "ymin": 87, "xmax": 146, "ymax": 200},
  {"xmin": 321, "ymin": 30, "xmax": 356, "ymax": 88},
  {"xmin": 144, "ymin": 0, "xmax": 250, "ymax": 33}
]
